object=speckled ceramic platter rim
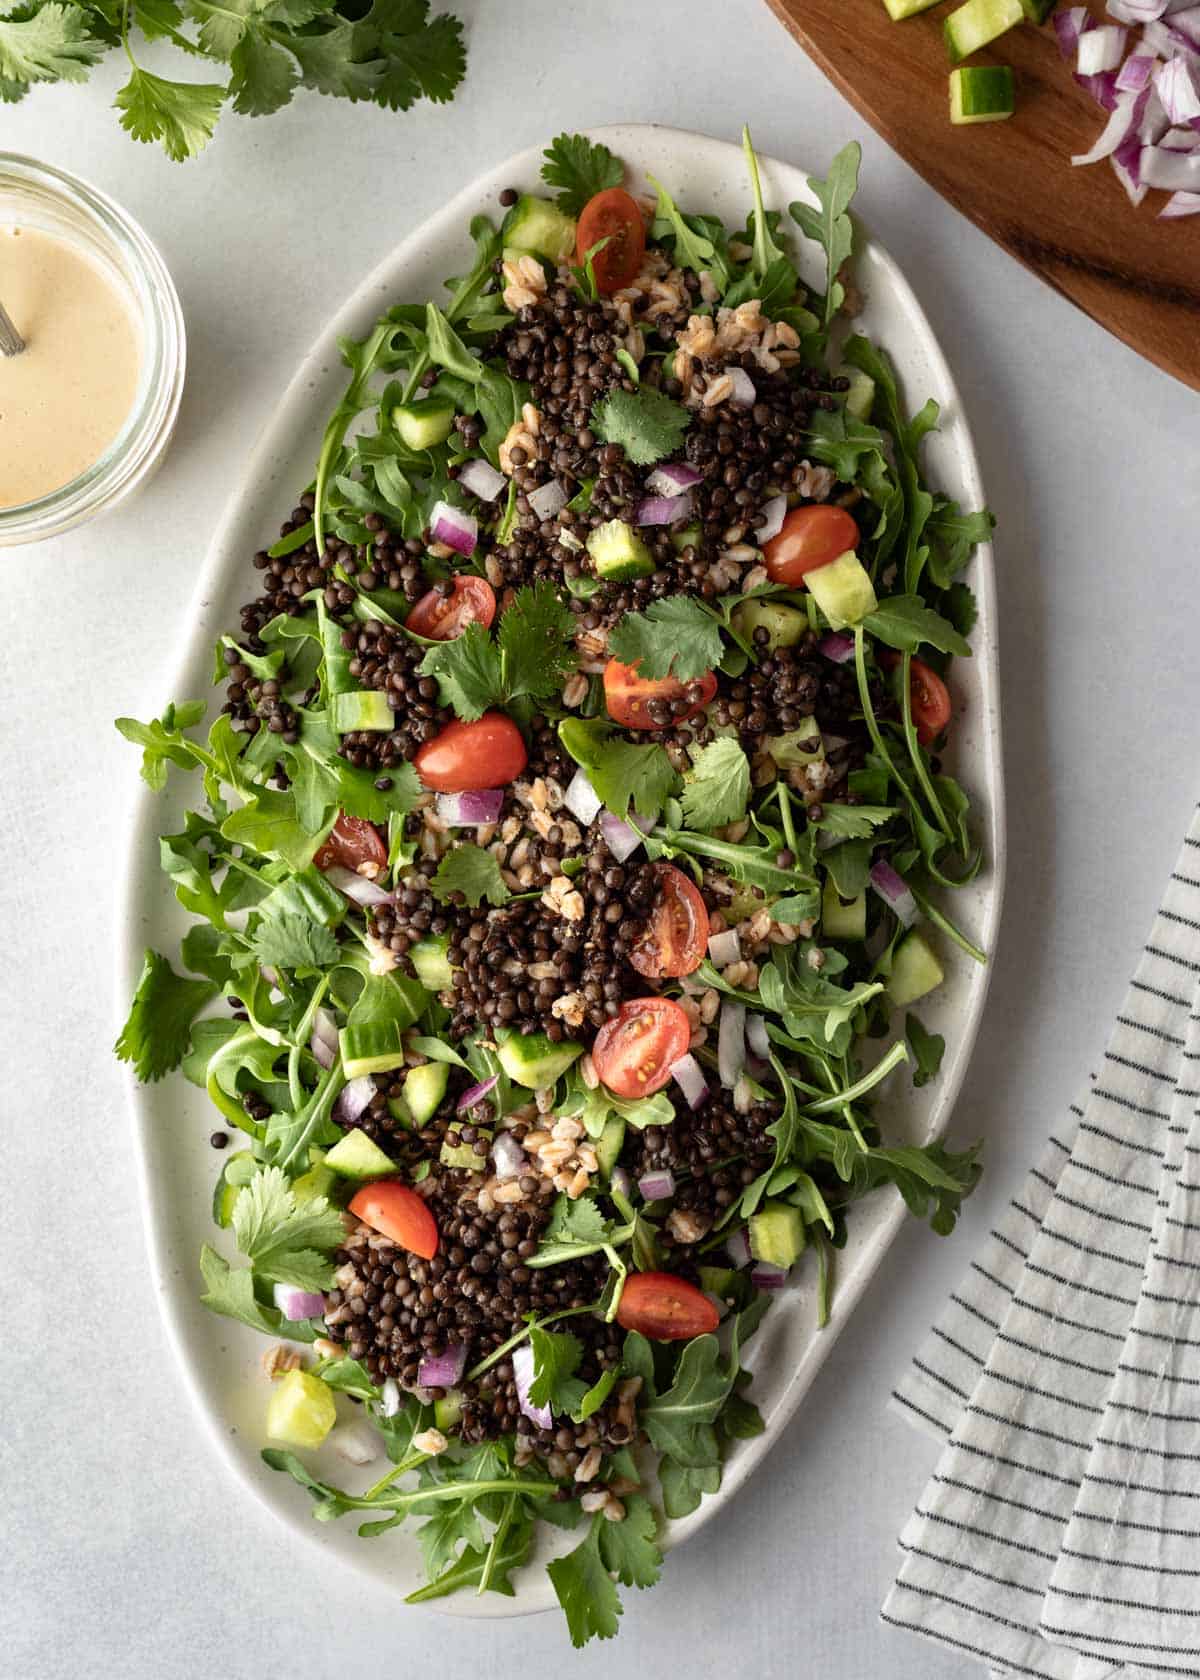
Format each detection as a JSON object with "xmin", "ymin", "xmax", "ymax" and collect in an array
[{"xmin": 117, "ymin": 124, "xmax": 1005, "ymax": 1620}]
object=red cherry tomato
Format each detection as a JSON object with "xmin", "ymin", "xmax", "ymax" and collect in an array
[
  {"xmin": 575, "ymin": 188, "xmax": 646, "ymax": 295},
  {"xmin": 405, "ymin": 576, "xmax": 496, "ymax": 641},
  {"xmin": 603, "ymin": 659, "xmax": 718, "ymax": 731},
  {"xmin": 763, "ymin": 505, "xmax": 860, "ymax": 587},
  {"xmin": 349, "ymin": 1182, "xmax": 439, "ymax": 1260},
  {"xmin": 617, "ymin": 1272, "xmax": 721, "ymax": 1341},
  {"xmin": 591, "ymin": 997, "xmax": 692, "ymax": 1099},
  {"xmin": 908, "ymin": 656, "xmax": 953, "ymax": 745},
  {"xmin": 629, "ymin": 863, "xmax": 709, "ymax": 980},
  {"xmin": 313, "ymin": 810, "xmax": 387, "ymax": 874},
  {"xmin": 414, "ymin": 713, "xmax": 528, "ymax": 792}
]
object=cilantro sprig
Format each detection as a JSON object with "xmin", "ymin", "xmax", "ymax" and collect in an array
[{"xmin": 419, "ymin": 581, "xmax": 578, "ymax": 720}]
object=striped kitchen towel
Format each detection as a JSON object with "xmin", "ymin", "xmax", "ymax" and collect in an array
[{"xmin": 882, "ymin": 803, "xmax": 1200, "ymax": 1680}]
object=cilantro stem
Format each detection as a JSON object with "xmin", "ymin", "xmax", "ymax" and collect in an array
[
  {"xmin": 465, "ymin": 1304, "xmax": 597, "ymax": 1382},
  {"xmin": 899, "ymin": 652, "xmax": 953, "ymax": 843},
  {"xmin": 803, "ymin": 1039, "xmax": 908, "ymax": 1113}
]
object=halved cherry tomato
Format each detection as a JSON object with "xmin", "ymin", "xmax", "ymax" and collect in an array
[
  {"xmin": 414, "ymin": 713, "xmax": 528, "ymax": 792},
  {"xmin": 405, "ymin": 576, "xmax": 496, "ymax": 641},
  {"xmin": 349, "ymin": 1182, "xmax": 439, "ymax": 1260},
  {"xmin": 909, "ymin": 656, "xmax": 952, "ymax": 745},
  {"xmin": 314, "ymin": 810, "xmax": 387, "ymax": 873},
  {"xmin": 603, "ymin": 659, "xmax": 718, "ymax": 731},
  {"xmin": 763, "ymin": 505, "xmax": 860, "ymax": 587},
  {"xmin": 576, "ymin": 188, "xmax": 646, "ymax": 295},
  {"xmin": 617, "ymin": 1272, "xmax": 721, "ymax": 1341},
  {"xmin": 629, "ymin": 862, "xmax": 709, "ymax": 980},
  {"xmin": 591, "ymin": 997, "xmax": 691, "ymax": 1099}
]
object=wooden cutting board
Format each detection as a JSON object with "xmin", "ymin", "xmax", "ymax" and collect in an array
[{"xmin": 764, "ymin": 0, "xmax": 1200, "ymax": 391}]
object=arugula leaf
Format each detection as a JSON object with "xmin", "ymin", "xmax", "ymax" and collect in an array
[
  {"xmin": 607, "ymin": 596, "xmax": 723, "ymax": 682},
  {"xmin": 230, "ymin": 1165, "xmax": 345, "ymax": 1290},
  {"xmin": 115, "ymin": 64, "xmax": 225, "ymax": 160},
  {"xmin": 572, "ymin": 1365, "xmax": 619, "ymax": 1423},
  {"xmin": 942, "ymin": 581, "xmax": 978, "ymax": 640},
  {"xmin": 862, "ymin": 595, "xmax": 972, "ymax": 658},
  {"xmin": 851, "ymin": 1139, "xmax": 983, "ymax": 1235},
  {"xmin": 222, "ymin": 787, "xmax": 329, "ymax": 871},
  {"xmin": 199, "ymin": 1245, "xmax": 290, "ymax": 1335},
  {"xmin": 540, "ymin": 133, "xmax": 623, "ymax": 215},
  {"xmin": 681, "ymin": 738, "xmax": 750, "ymax": 831},
  {"xmin": 429, "ymin": 844, "xmax": 511, "ymax": 909},
  {"xmin": 637, "ymin": 1332, "xmax": 735, "ymax": 1467},
  {"xmin": 476, "ymin": 366, "xmax": 529, "ymax": 465},
  {"xmin": 556, "ymin": 1072, "xmax": 674, "ymax": 1140},
  {"xmin": 659, "ymin": 1459, "xmax": 720, "ymax": 1519},
  {"xmin": 406, "ymin": 1507, "xmax": 534, "ymax": 1601},
  {"xmin": 788, "ymin": 141, "xmax": 861, "ymax": 329},
  {"xmin": 548, "ymin": 1516, "xmax": 623, "ymax": 1647},
  {"xmin": 115, "ymin": 700, "xmax": 207, "ymax": 790},
  {"xmin": 842, "ymin": 335, "xmax": 937, "ymax": 594},
  {"xmin": 0, "ymin": 5, "xmax": 106, "ymax": 83},
  {"xmin": 558, "ymin": 718, "xmax": 677, "ymax": 822},
  {"xmin": 115, "ymin": 948, "xmax": 217, "ymax": 1082},
  {"xmin": 424, "ymin": 301, "xmax": 482, "ymax": 382},
  {"xmin": 648, "ymin": 175, "xmax": 729, "ymax": 290},
  {"xmin": 741, "ymin": 126, "xmax": 789, "ymax": 282},
  {"xmin": 527, "ymin": 1325, "xmax": 588, "ymax": 1416},
  {"xmin": 906, "ymin": 1013, "xmax": 945, "ymax": 1089},
  {"xmin": 926, "ymin": 496, "xmax": 996, "ymax": 589},
  {"xmin": 591, "ymin": 386, "xmax": 691, "ymax": 468}
]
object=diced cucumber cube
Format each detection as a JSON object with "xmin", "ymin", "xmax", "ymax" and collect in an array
[
  {"xmin": 731, "ymin": 599, "xmax": 809, "ymax": 650},
  {"xmin": 495, "ymin": 1029, "xmax": 583, "ymax": 1089},
  {"xmin": 434, "ymin": 1390, "xmax": 464, "ymax": 1431},
  {"xmin": 502, "ymin": 195, "xmax": 577, "ymax": 264},
  {"xmin": 944, "ymin": 0, "xmax": 1024, "ymax": 65},
  {"xmin": 332, "ymin": 690, "xmax": 394, "ymax": 733},
  {"xmin": 324, "ymin": 1128, "xmax": 398, "ymax": 1179},
  {"xmin": 767, "ymin": 716, "xmax": 824, "ymax": 768},
  {"xmin": 840, "ymin": 366, "xmax": 876, "ymax": 421},
  {"xmin": 410, "ymin": 936, "xmax": 454, "ymax": 993},
  {"xmin": 749, "ymin": 1200, "xmax": 805, "ymax": 1269},
  {"xmin": 882, "ymin": 0, "xmax": 941, "ymax": 15},
  {"xmin": 392, "ymin": 399, "xmax": 455, "ymax": 452},
  {"xmin": 340, "ymin": 1021, "xmax": 407, "ymax": 1079},
  {"xmin": 594, "ymin": 1115, "xmax": 626, "ymax": 1179},
  {"xmin": 212, "ymin": 1150, "xmax": 257, "ymax": 1228},
  {"xmin": 822, "ymin": 877, "xmax": 867, "ymax": 940},
  {"xmin": 440, "ymin": 1129, "xmax": 491, "ymax": 1171},
  {"xmin": 805, "ymin": 550, "xmax": 878, "ymax": 629},
  {"xmin": 586, "ymin": 519, "xmax": 655, "ymax": 581},
  {"xmin": 886, "ymin": 931, "xmax": 945, "ymax": 1007},
  {"xmin": 405, "ymin": 1060, "xmax": 450, "ymax": 1126},
  {"xmin": 266, "ymin": 1368, "xmax": 337, "ymax": 1449},
  {"xmin": 950, "ymin": 65, "xmax": 1016, "ymax": 124}
]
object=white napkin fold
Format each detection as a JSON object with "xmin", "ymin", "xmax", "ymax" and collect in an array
[{"xmin": 883, "ymin": 804, "xmax": 1200, "ymax": 1680}]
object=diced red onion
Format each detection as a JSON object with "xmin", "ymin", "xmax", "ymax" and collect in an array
[
  {"xmin": 745, "ymin": 1013, "xmax": 771, "ymax": 1058},
  {"xmin": 418, "ymin": 1343, "xmax": 468, "ymax": 1389},
  {"xmin": 726, "ymin": 367, "xmax": 756, "ymax": 407},
  {"xmin": 646, "ymin": 462, "xmax": 703, "ymax": 498},
  {"xmin": 1161, "ymin": 186, "xmax": 1200, "ymax": 210},
  {"xmin": 611, "ymin": 1166, "xmax": 633, "ymax": 1200},
  {"xmin": 1072, "ymin": 87, "xmax": 1145, "ymax": 163},
  {"xmin": 751, "ymin": 1263, "xmax": 790, "ymax": 1291},
  {"xmin": 636, "ymin": 490, "xmax": 693, "ymax": 527},
  {"xmin": 707, "ymin": 928, "xmax": 742, "ymax": 968},
  {"xmin": 1156, "ymin": 53, "xmax": 1200, "ymax": 119},
  {"xmin": 492, "ymin": 1130, "xmax": 526, "ymax": 1179},
  {"xmin": 669, "ymin": 1051, "xmax": 710, "ymax": 1111},
  {"xmin": 335, "ymin": 1074, "xmax": 376, "ymax": 1127},
  {"xmin": 726, "ymin": 1227, "xmax": 752, "ymax": 1269},
  {"xmin": 599, "ymin": 808, "xmax": 645, "ymax": 863},
  {"xmin": 717, "ymin": 1000, "xmax": 746, "ymax": 1090},
  {"xmin": 818, "ymin": 632, "xmax": 855, "ymax": 665},
  {"xmin": 311, "ymin": 1032, "xmax": 334, "ymax": 1070},
  {"xmin": 1143, "ymin": 15, "xmax": 1200, "ymax": 53},
  {"xmin": 323, "ymin": 864, "xmax": 393, "ymax": 908},
  {"xmin": 1161, "ymin": 122, "xmax": 1200, "ymax": 143},
  {"xmin": 330, "ymin": 1419, "xmax": 379, "ymax": 1466},
  {"xmin": 311, "ymin": 1005, "xmax": 339, "ymax": 1070},
  {"xmin": 753, "ymin": 494, "xmax": 787, "ymax": 545},
  {"xmin": 564, "ymin": 769, "xmax": 603, "ymax": 827},
  {"xmin": 273, "ymin": 1283, "xmax": 326, "ymax": 1321},
  {"xmin": 435, "ymin": 788, "xmax": 505, "ymax": 827},
  {"xmin": 379, "ymin": 1378, "xmax": 402, "ymax": 1418},
  {"xmin": 1117, "ymin": 49, "xmax": 1158, "ymax": 89},
  {"xmin": 1141, "ymin": 139, "xmax": 1200, "ymax": 183},
  {"xmin": 1077, "ymin": 70, "xmax": 1122, "ymax": 108},
  {"xmin": 869, "ymin": 859, "xmax": 918, "ymax": 927},
  {"xmin": 458, "ymin": 1074, "xmax": 499, "ymax": 1113},
  {"xmin": 1079, "ymin": 24, "xmax": 1128, "ymax": 72},
  {"xmin": 638, "ymin": 1169, "xmax": 676, "ymax": 1201},
  {"xmin": 1172, "ymin": 5, "xmax": 1200, "ymax": 47},
  {"xmin": 1113, "ymin": 133, "xmax": 1150, "ymax": 200},
  {"xmin": 429, "ymin": 500, "xmax": 478, "ymax": 557},
  {"xmin": 512, "ymin": 1343, "xmax": 552, "ymax": 1429},
  {"xmin": 529, "ymin": 480, "xmax": 568, "ymax": 522},
  {"xmin": 456, "ymin": 457, "xmax": 506, "ymax": 503},
  {"xmin": 1107, "ymin": 0, "xmax": 1167, "ymax": 20},
  {"xmin": 1056, "ymin": 6, "xmax": 1092, "ymax": 53},
  {"xmin": 1139, "ymin": 84, "xmax": 1171, "ymax": 142}
]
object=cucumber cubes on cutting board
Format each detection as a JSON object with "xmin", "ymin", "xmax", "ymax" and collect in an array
[{"xmin": 880, "ymin": 0, "xmax": 1048, "ymax": 128}]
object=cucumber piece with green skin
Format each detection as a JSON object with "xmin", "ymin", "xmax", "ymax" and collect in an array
[
  {"xmin": 495, "ymin": 1029, "xmax": 583, "ymax": 1089},
  {"xmin": 840, "ymin": 366, "xmax": 876, "ymax": 422},
  {"xmin": 266, "ymin": 1368, "xmax": 337, "ymax": 1449},
  {"xmin": 502, "ymin": 195, "xmax": 577, "ymax": 264},
  {"xmin": 749, "ymin": 1200, "xmax": 806, "ymax": 1269},
  {"xmin": 392, "ymin": 399, "xmax": 455, "ymax": 452},
  {"xmin": 434, "ymin": 1390, "xmax": 464, "ymax": 1431},
  {"xmin": 767, "ymin": 715, "xmax": 824, "ymax": 768},
  {"xmin": 410, "ymin": 936, "xmax": 454, "ymax": 992},
  {"xmin": 212, "ymin": 1150, "xmax": 257, "ymax": 1227},
  {"xmin": 805, "ymin": 550, "xmax": 878, "ymax": 629},
  {"xmin": 340, "ymin": 1021, "xmax": 408, "ymax": 1079},
  {"xmin": 594, "ymin": 1115, "xmax": 626, "ymax": 1179},
  {"xmin": 697, "ymin": 1264, "xmax": 741, "ymax": 1302},
  {"xmin": 386, "ymin": 1096, "xmax": 413, "ymax": 1129},
  {"xmin": 332, "ymin": 690, "xmax": 394, "ymax": 733},
  {"xmin": 950, "ymin": 65, "xmax": 1015, "ymax": 123},
  {"xmin": 886, "ymin": 931, "xmax": 945, "ymax": 1007},
  {"xmin": 670, "ymin": 521, "xmax": 702, "ymax": 555},
  {"xmin": 586, "ymin": 518, "xmax": 655, "ymax": 582},
  {"xmin": 406, "ymin": 1060, "xmax": 450, "ymax": 1126},
  {"xmin": 731, "ymin": 599, "xmax": 809, "ymax": 650},
  {"xmin": 440, "ymin": 1129, "xmax": 491, "ymax": 1171},
  {"xmin": 882, "ymin": 0, "xmax": 940, "ymax": 15},
  {"xmin": 1019, "ymin": 0, "xmax": 1055, "ymax": 19},
  {"xmin": 822, "ymin": 876, "xmax": 867, "ymax": 940},
  {"xmin": 943, "ymin": 0, "xmax": 1023, "ymax": 64},
  {"xmin": 324, "ymin": 1127, "xmax": 398, "ymax": 1179}
]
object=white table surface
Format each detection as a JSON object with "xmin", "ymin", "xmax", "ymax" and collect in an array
[{"xmin": 4, "ymin": 3, "xmax": 1198, "ymax": 1675}]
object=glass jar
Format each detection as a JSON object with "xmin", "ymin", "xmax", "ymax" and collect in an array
[{"xmin": 0, "ymin": 154, "xmax": 185, "ymax": 546}]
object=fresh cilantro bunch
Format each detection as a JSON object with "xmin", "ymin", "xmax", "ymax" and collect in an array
[{"xmin": 0, "ymin": 0, "xmax": 466, "ymax": 161}]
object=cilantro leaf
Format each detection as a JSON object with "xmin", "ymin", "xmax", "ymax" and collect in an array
[
  {"xmin": 230, "ymin": 1165, "xmax": 346, "ymax": 1290},
  {"xmin": 115, "ymin": 65, "xmax": 225, "ymax": 161},
  {"xmin": 286, "ymin": 18, "xmax": 382, "ymax": 98},
  {"xmin": 356, "ymin": 0, "xmax": 466, "ymax": 111},
  {"xmin": 607, "ymin": 596, "xmax": 723, "ymax": 682},
  {"xmin": 598, "ymin": 1493, "xmax": 661, "ymax": 1589},
  {"xmin": 248, "ymin": 909, "xmax": 340, "ymax": 970},
  {"xmin": 228, "ymin": 29, "xmax": 298, "ymax": 115},
  {"xmin": 648, "ymin": 175, "xmax": 729, "ymax": 289},
  {"xmin": 811, "ymin": 803, "xmax": 897, "ymax": 840},
  {"xmin": 115, "ymin": 948, "xmax": 218, "ymax": 1082},
  {"xmin": 540, "ymin": 132, "xmax": 623, "ymax": 215},
  {"xmin": 547, "ymin": 1516, "xmax": 623, "ymax": 1647},
  {"xmin": 527, "ymin": 1324, "xmax": 588, "ymax": 1415},
  {"xmin": 863, "ymin": 595, "xmax": 971, "ymax": 658},
  {"xmin": 788, "ymin": 141, "xmax": 861, "ymax": 329},
  {"xmin": 906, "ymin": 1013, "xmax": 945, "ymax": 1089},
  {"xmin": 528, "ymin": 1194, "xmax": 616, "ymax": 1268},
  {"xmin": 590, "ymin": 386, "xmax": 691, "ymax": 469},
  {"xmin": 498, "ymin": 581, "xmax": 579, "ymax": 701},
  {"xmin": 418, "ymin": 623, "xmax": 501, "ymax": 719},
  {"xmin": 0, "ymin": 5, "xmax": 106, "ymax": 83},
  {"xmin": 429, "ymin": 844, "xmax": 511, "ymax": 909},
  {"xmin": 558, "ymin": 717, "xmax": 677, "ymax": 822},
  {"xmin": 680, "ymin": 738, "xmax": 750, "ymax": 831}
]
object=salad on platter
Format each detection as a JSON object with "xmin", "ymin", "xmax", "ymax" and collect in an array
[{"xmin": 116, "ymin": 128, "xmax": 994, "ymax": 1644}]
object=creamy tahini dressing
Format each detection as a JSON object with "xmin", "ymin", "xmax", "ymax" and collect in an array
[{"xmin": 0, "ymin": 226, "xmax": 142, "ymax": 508}]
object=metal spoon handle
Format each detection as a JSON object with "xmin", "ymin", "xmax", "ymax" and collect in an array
[{"xmin": 0, "ymin": 300, "xmax": 25, "ymax": 357}]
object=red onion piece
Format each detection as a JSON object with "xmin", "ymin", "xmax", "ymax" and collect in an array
[
  {"xmin": 429, "ymin": 500, "xmax": 478, "ymax": 557},
  {"xmin": 379, "ymin": 1378, "xmax": 402, "ymax": 1418},
  {"xmin": 458, "ymin": 1074, "xmax": 499, "ymax": 1113},
  {"xmin": 707, "ymin": 928, "xmax": 742, "ymax": 968},
  {"xmin": 751, "ymin": 1263, "xmax": 790, "ymax": 1291},
  {"xmin": 323, "ymin": 864, "xmax": 393, "ymax": 908},
  {"xmin": 311, "ymin": 1005, "xmax": 339, "ymax": 1070},
  {"xmin": 564, "ymin": 769, "xmax": 603, "ymax": 827},
  {"xmin": 435, "ymin": 788, "xmax": 505, "ymax": 827},
  {"xmin": 636, "ymin": 490, "xmax": 693, "ymax": 527},
  {"xmin": 1077, "ymin": 69, "xmax": 1122, "ymax": 108},
  {"xmin": 335, "ymin": 1074, "xmax": 376, "ymax": 1127},
  {"xmin": 529, "ymin": 480, "xmax": 567, "ymax": 522},
  {"xmin": 868, "ymin": 859, "xmax": 918, "ymax": 928},
  {"xmin": 273, "ymin": 1283, "xmax": 326, "ymax": 1321},
  {"xmin": 1161, "ymin": 122, "xmax": 1200, "ymax": 143},
  {"xmin": 726, "ymin": 367, "xmax": 756, "ymax": 407},
  {"xmin": 1117, "ymin": 49, "xmax": 1158, "ymax": 89},
  {"xmin": 1107, "ymin": 0, "xmax": 1167, "ymax": 19},
  {"xmin": 310, "ymin": 1032, "xmax": 334, "ymax": 1070},
  {"xmin": 1161, "ymin": 186, "xmax": 1200, "ymax": 210},
  {"xmin": 1113, "ymin": 133, "xmax": 1150, "ymax": 199},
  {"xmin": 1073, "ymin": 87, "xmax": 1145, "ymax": 163},
  {"xmin": 726, "ymin": 1227, "xmax": 752, "ymax": 1269},
  {"xmin": 717, "ymin": 1000, "xmax": 746, "ymax": 1090},
  {"xmin": 753, "ymin": 494, "xmax": 788, "ymax": 545},
  {"xmin": 457, "ymin": 457, "xmax": 506, "ymax": 503},
  {"xmin": 599, "ymin": 808, "xmax": 645, "ymax": 863},
  {"xmin": 646, "ymin": 462, "xmax": 703, "ymax": 497},
  {"xmin": 1141, "ymin": 138, "xmax": 1200, "ymax": 183},
  {"xmin": 611, "ymin": 1165, "xmax": 633, "ymax": 1200},
  {"xmin": 513, "ymin": 1343, "xmax": 552, "ymax": 1429},
  {"xmin": 418, "ymin": 1342, "xmax": 468, "ymax": 1389},
  {"xmin": 638, "ymin": 1169, "xmax": 676, "ymax": 1201},
  {"xmin": 492, "ymin": 1131, "xmax": 526, "ymax": 1179},
  {"xmin": 669, "ymin": 1052, "xmax": 709, "ymax": 1111},
  {"xmin": 1055, "ymin": 6, "xmax": 1091, "ymax": 54},
  {"xmin": 817, "ymin": 631, "xmax": 855, "ymax": 665},
  {"xmin": 745, "ymin": 1013, "xmax": 771, "ymax": 1059},
  {"xmin": 1172, "ymin": 5, "xmax": 1200, "ymax": 47},
  {"xmin": 1156, "ymin": 53, "xmax": 1200, "ymax": 120},
  {"xmin": 1079, "ymin": 23, "xmax": 1128, "ymax": 72}
]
